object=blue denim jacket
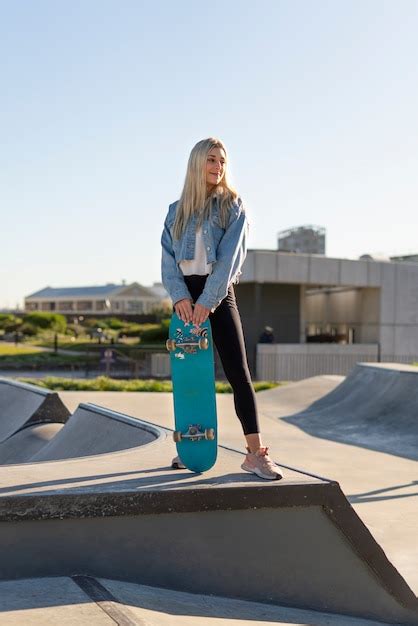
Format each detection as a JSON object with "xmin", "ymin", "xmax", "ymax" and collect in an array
[{"xmin": 161, "ymin": 196, "xmax": 248, "ymax": 310}]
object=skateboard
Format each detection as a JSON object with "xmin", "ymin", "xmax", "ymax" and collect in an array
[{"xmin": 166, "ymin": 312, "xmax": 217, "ymax": 472}]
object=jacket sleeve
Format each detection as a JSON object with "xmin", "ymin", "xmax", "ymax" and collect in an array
[
  {"xmin": 161, "ymin": 212, "xmax": 192, "ymax": 306},
  {"xmin": 196, "ymin": 199, "xmax": 248, "ymax": 311}
]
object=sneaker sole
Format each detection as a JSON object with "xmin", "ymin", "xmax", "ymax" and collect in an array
[
  {"xmin": 172, "ymin": 461, "xmax": 186, "ymax": 470},
  {"xmin": 241, "ymin": 462, "xmax": 283, "ymax": 481}
]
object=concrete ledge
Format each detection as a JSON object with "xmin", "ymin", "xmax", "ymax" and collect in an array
[
  {"xmin": 0, "ymin": 488, "xmax": 416, "ymax": 624},
  {"xmin": 0, "ymin": 478, "xmax": 341, "ymax": 521},
  {"xmin": 0, "ymin": 425, "xmax": 416, "ymax": 623}
]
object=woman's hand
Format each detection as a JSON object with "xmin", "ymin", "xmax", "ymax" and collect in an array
[
  {"xmin": 174, "ymin": 299, "xmax": 193, "ymax": 323},
  {"xmin": 192, "ymin": 303, "xmax": 211, "ymax": 326}
]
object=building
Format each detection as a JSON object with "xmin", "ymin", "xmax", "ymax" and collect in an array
[
  {"xmin": 25, "ymin": 283, "xmax": 170, "ymax": 317},
  {"xmin": 234, "ymin": 250, "xmax": 418, "ymax": 380},
  {"xmin": 390, "ymin": 254, "xmax": 418, "ymax": 263},
  {"xmin": 277, "ymin": 225, "xmax": 326, "ymax": 254}
]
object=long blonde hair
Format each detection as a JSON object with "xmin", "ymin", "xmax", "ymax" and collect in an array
[{"xmin": 173, "ymin": 137, "xmax": 239, "ymax": 240}]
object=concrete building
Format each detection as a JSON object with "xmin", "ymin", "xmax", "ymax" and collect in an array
[
  {"xmin": 234, "ymin": 250, "xmax": 418, "ymax": 380},
  {"xmin": 25, "ymin": 283, "xmax": 170, "ymax": 317},
  {"xmin": 277, "ymin": 225, "xmax": 326, "ymax": 254},
  {"xmin": 390, "ymin": 253, "xmax": 418, "ymax": 263}
]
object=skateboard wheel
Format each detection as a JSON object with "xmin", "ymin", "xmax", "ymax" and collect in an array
[
  {"xmin": 205, "ymin": 428, "xmax": 215, "ymax": 441},
  {"xmin": 199, "ymin": 337, "xmax": 209, "ymax": 350},
  {"xmin": 173, "ymin": 430, "xmax": 182, "ymax": 442},
  {"xmin": 166, "ymin": 339, "xmax": 177, "ymax": 351}
]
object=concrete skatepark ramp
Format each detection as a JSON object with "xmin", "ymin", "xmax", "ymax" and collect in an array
[
  {"xmin": 0, "ymin": 422, "xmax": 65, "ymax": 464},
  {"xmin": 0, "ymin": 377, "xmax": 416, "ymax": 624},
  {"xmin": 0, "ymin": 378, "xmax": 70, "ymax": 463},
  {"xmin": 0, "ymin": 378, "xmax": 70, "ymax": 441},
  {"xmin": 283, "ymin": 362, "xmax": 418, "ymax": 460},
  {"xmin": 29, "ymin": 403, "xmax": 158, "ymax": 461},
  {"xmin": 0, "ymin": 383, "xmax": 156, "ymax": 463}
]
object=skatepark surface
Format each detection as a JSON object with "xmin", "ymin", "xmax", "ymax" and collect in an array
[
  {"xmin": 0, "ymin": 363, "xmax": 417, "ymax": 625},
  {"xmin": 0, "ymin": 576, "xmax": 405, "ymax": 625},
  {"xmin": 56, "ymin": 364, "xmax": 418, "ymax": 597},
  {"xmin": 282, "ymin": 362, "xmax": 418, "ymax": 460}
]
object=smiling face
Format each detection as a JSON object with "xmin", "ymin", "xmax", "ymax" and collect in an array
[{"xmin": 205, "ymin": 146, "xmax": 226, "ymax": 192}]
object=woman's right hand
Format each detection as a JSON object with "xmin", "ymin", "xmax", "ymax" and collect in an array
[{"xmin": 174, "ymin": 298, "xmax": 194, "ymax": 323}]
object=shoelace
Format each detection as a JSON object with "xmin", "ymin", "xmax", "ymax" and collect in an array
[
  {"xmin": 256, "ymin": 446, "xmax": 269, "ymax": 457},
  {"xmin": 246, "ymin": 446, "xmax": 275, "ymax": 463},
  {"xmin": 257, "ymin": 447, "xmax": 279, "ymax": 468}
]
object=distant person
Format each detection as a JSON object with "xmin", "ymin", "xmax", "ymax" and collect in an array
[
  {"xmin": 259, "ymin": 326, "xmax": 274, "ymax": 343},
  {"xmin": 161, "ymin": 137, "xmax": 283, "ymax": 480}
]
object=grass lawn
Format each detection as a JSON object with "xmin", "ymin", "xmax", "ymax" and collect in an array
[
  {"xmin": 17, "ymin": 376, "xmax": 282, "ymax": 393},
  {"xmin": 35, "ymin": 340, "xmax": 164, "ymax": 354},
  {"xmin": 0, "ymin": 345, "xmax": 97, "ymax": 368},
  {"xmin": 0, "ymin": 344, "xmax": 44, "ymax": 356}
]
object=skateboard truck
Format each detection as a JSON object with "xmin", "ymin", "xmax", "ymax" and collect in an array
[
  {"xmin": 166, "ymin": 338, "xmax": 209, "ymax": 351},
  {"xmin": 173, "ymin": 424, "xmax": 216, "ymax": 442}
]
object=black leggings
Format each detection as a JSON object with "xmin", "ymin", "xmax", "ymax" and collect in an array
[{"xmin": 183, "ymin": 274, "xmax": 260, "ymax": 436}]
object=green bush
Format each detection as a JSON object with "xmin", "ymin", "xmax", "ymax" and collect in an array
[
  {"xmin": 81, "ymin": 318, "xmax": 100, "ymax": 329},
  {"xmin": 19, "ymin": 322, "xmax": 38, "ymax": 337},
  {"xmin": 98, "ymin": 317, "xmax": 126, "ymax": 330},
  {"xmin": 139, "ymin": 319, "xmax": 170, "ymax": 343},
  {"xmin": 119, "ymin": 324, "xmax": 143, "ymax": 338},
  {"xmin": 0, "ymin": 314, "xmax": 15, "ymax": 329},
  {"xmin": 0, "ymin": 315, "xmax": 22, "ymax": 332},
  {"xmin": 24, "ymin": 312, "xmax": 67, "ymax": 333}
]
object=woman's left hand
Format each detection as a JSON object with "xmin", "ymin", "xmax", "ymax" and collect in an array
[{"xmin": 192, "ymin": 303, "xmax": 211, "ymax": 326}]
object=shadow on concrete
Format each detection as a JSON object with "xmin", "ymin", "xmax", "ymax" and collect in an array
[
  {"xmin": 0, "ymin": 467, "xmax": 282, "ymax": 497},
  {"xmin": 0, "ymin": 467, "xmax": 198, "ymax": 496},
  {"xmin": 78, "ymin": 576, "xmax": 401, "ymax": 626},
  {"xmin": 348, "ymin": 480, "xmax": 418, "ymax": 504},
  {"xmin": 0, "ymin": 576, "xmax": 390, "ymax": 625}
]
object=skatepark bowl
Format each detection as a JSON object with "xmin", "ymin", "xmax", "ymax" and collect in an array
[
  {"xmin": 283, "ymin": 362, "xmax": 418, "ymax": 461},
  {"xmin": 0, "ymin": 374, "xmax": 417, "ymax": 624}
]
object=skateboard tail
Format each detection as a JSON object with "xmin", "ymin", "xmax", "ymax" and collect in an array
[{"xmin": 176, "ymin": 442, "xmax": 217, "ymax": 473}]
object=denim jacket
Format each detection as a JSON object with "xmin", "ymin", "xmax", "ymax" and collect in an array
[{"xmin": 161, "ymin": 196, "xmax": 248, "ymax": 310}]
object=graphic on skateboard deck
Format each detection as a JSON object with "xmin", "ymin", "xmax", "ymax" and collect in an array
[{"xmin": 166, "ymin": 312, "xmax": 217, "ymax": 472}]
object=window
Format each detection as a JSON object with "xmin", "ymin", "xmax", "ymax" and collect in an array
[
  {"xmin": 127, "ymin": 300, "xmax": 144, "ymax": 313},
  {"xmin": 77, "ymin": 301, "xmax": 93, "ymax": 311}
]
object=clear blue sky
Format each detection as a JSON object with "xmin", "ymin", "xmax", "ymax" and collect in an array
[{"xmin": 1, "ymin": 0, "xmax": 417, "ymax": 309}]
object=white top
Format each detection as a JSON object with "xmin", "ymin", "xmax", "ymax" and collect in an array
[{"xmin": 179, "ymin": 227, "xmax": 213, "ymax": 276}]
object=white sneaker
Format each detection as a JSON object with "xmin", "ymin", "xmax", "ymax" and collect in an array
[
  {"xmin": 171, "ymin": 455, "xmax": 186, "ymax": 470},
  {"xmin": 241, "ymin": 446, "xmax": 284, "ymax": 480}
]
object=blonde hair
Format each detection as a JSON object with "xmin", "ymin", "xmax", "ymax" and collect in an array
[{"xmin": 173, "ymin": 137, "xmax": 239, "ymax": 240}]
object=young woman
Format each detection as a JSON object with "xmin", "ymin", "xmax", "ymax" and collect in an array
[{"xmin": 161, "ymin": 138, "xmax": 283, "ymax": 480}]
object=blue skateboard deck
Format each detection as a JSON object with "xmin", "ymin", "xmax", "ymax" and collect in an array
[{"xmin": 167, "ymin": 313, "xmax": 217, "ymax": 472}]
